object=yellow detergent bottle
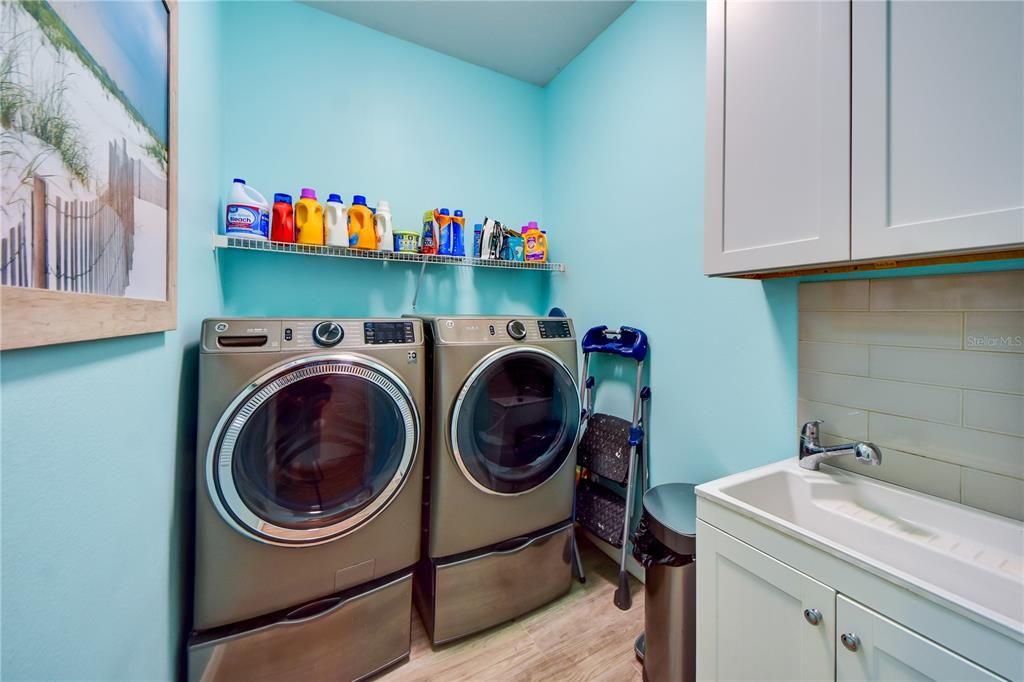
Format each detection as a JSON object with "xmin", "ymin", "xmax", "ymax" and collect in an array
[
  {"xmin": 295, "ymin": 188, "xmax": 324, "ymax": 245},
  {"xmin": 523, "ymin": 221, "xmax": 548, "ymax": 262},
  {"xmin": 348, "ymin": 195, "xmax": 376, "ymax": 249}
]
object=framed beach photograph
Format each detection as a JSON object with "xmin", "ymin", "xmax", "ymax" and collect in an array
[{"xmin": 0, "ymin": 0, "xmax": 177, "ymax": 350}]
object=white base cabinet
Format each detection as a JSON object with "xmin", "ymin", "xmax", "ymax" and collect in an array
[
  {"xmin": 697, "ymin": 521, "xmax": 1012, "ymax": 681},
  {"xmin": 697, "ymin": 521, "xmax": 835, "ymax": 681}
]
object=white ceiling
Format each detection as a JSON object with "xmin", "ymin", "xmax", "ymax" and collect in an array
[{"xmin": 302, "ymin": 1, "xmax": 633, "ymax": 86}]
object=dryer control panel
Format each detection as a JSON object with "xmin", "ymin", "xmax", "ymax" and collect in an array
[{"xmin": 432, "ymin": 317, "xmax": 575, "ymax": 344}]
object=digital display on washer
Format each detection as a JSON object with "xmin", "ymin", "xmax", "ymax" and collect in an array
[
  {"xmin": 364, "ymin": 321, "xmax": 415, "ymax": 344},
  {"xmin": 538, "ymin": 320, "xmax": 572, "ymax": 339}
]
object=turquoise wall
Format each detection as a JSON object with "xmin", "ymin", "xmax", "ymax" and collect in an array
[
  {"xmin": 544, "ymin": 1, "xmax": 799, "ymax": 486},
  {"xmin": 1, "ymin": 1, "xmax": 1018, "ymax": 679},
  {"xmin": 216, "ymin": 0, "xmax": 551, "ymax": 318},
  {"xmin": 0, "ymin": 3, "xmax": 224, "ymax": 679},
  {"xmin": 1, "ymin": 3, "xmax": 554, "ymax": 678}
]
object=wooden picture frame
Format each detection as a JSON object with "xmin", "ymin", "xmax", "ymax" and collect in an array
[{"xmin": 0, "ymin": 1, "xmax": 178, "ymax": 350}]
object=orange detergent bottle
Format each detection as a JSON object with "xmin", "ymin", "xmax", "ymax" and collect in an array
[
  {"xmin": 348, "ymin": 195, "xmax": 376, "ymax": 249},
  {"xmin": 295, "ymin": 188, "xmax": 324, "ymax": 245}
]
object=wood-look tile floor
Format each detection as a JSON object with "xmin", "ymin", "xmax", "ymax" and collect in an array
[{"xmin": 380, "ymin": 540, "xmax": 644, "ymax": 681}]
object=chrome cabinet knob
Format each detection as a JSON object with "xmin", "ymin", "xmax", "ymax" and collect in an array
[
  {"xmin": 840, "ymin": 633, "xmax": 861, "ymax": 652},
  {"xmin": 803, "ymin": 608, "xmax": 822, "ymax": 626}
]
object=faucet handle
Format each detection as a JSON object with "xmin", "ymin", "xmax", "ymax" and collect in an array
[{"xmin": 801, "ymin": 420, "xmax": 823, "ymax": 444}]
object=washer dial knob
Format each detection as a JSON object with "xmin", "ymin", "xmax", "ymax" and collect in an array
[
  {"xmin": 507, "ymin": 319, "xmax": 527, "ymax": 340},
  {"xmin": 312, "ymin": 321, "xmax": 344, "ymax": 347}
]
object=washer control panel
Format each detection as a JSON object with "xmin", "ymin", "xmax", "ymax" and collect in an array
[
  {"xmin": 364, "ymin": 321, "xmax": 416, "ymax": 345},
  {"xmin": 538, "ymin": 319, "xmax": 572, "ymax": 339},
  {"xmin": 201, "ymin": 319, "xmax": 422, "ymax": 352}
]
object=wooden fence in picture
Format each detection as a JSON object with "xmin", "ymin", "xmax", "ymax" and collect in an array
[
  {"xmin": 0, "ymin": 138, "xmax": 164, "ymax": 292},
  {"xmin": 0, "ymin": 202, "xmax": 31, "ymax": 287},
  {"xmin": 134, "ymin": 157, "xmax": 167, "ymax": 208}
]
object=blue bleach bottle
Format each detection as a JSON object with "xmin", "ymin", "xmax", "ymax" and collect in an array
[{"xmin": 225, "ymin": 178, "xmax": 270, "ymax": 239}]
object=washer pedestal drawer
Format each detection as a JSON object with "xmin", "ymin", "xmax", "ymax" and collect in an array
[
  {"xmin": 188, "ymin": 570, "xmax": 412, "ymax": 682},
  {"xmin": 416, "ymin": 521, "xmax": 574, "ymax": 645}
]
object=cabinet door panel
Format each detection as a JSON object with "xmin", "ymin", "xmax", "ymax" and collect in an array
[
  {"xmin": 696, "ymin": 521, "xmax": 835, "ymax": 681},
  {"xmin": 836, "ymin": 595, "xmax": 1002, "ymax": 681},
  {"xmin": 852, "ymin": 1, "xmax": 1024, "ymax": 259},
  {"xmin": 705, "ymin": 0, "xmax": 850, "ymax": 275}
]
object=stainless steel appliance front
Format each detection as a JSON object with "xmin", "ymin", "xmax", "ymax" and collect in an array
[{"xmin": 193, "ymin": 318, "xmax": 426, "ymax": 642}]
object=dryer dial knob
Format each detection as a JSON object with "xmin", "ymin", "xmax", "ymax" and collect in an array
[
  {"xmin": 507, "ymin": 319, "xmax": 527, "ymax": 340},
  {"xmin": 312, "ymin": 321, "xmax": 344, "ymax": 347}
]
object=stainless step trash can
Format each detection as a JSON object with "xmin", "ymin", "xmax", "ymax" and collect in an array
[{"xmin": 632, "ymin": 483, "xmax": 697, "ymax": 682}]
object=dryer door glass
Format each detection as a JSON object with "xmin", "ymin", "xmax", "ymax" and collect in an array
[
  {"xmin": 452, "ymin": 348, "xmax": 580, "ymax": 495},
  {"xmin": 213, "ymin": 358, "xmax": 418, "ymax": 544}
]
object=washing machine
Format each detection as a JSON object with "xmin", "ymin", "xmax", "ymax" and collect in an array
[
  {"xmin": 410, "ymin": 315, "xmax": 582, "ymax": 644},
  {"xmin": 189, "ymin": 317, "xmax": 425, "ymax": 681}
]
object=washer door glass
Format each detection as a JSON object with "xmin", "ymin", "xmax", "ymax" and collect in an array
[
  {"xmin": 452, "ymin": 348, "xmax": 580, "ymax": 495},
  {"xmin": 213, "ymin": 357, "xmax": 417, "ymax": 544}
]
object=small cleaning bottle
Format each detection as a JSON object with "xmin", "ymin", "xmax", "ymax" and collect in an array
[
  {"xmin": 451, "ymin": 209, "xmax": 466, "ymax": 256},
  {"xmin": 437, "ymin": 208, "xmax": 452, "ymax": 255}
]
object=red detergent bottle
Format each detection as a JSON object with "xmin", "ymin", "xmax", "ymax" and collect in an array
[{"xmin": 271, "ymin": 193, "xmax": 295, "ymax": 242}]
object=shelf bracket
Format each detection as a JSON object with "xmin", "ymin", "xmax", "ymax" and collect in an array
[{"xmin": 411, "ymin": 260, "xmax": 428, "ymax": 311}]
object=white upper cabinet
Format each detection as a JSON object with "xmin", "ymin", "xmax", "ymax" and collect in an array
[
  {"xmin": 704, "ymin": 0, "xmax": 851, "ymax": 275},
  {"xmin": 851, "ymin": 1, "xmax": 1024, "ymax": 260},
  {"xmin": 705, "ymin": 0, "xmax": 1024, "ymax": 276}
]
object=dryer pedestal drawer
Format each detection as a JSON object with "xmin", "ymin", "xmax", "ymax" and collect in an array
[
  {"xmin": 188, "ymin": 570, "xmax": 412, "ymax": 682},
  {"xmin": 417, "ymin": 521, "xmax": 574, "ymax": 644}
]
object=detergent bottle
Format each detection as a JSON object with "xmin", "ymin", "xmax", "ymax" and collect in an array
[
  {"xmin": 374, "ymin": 200, "xmax": 394, "ymax": 251},
  {"xmin": 270, "ymin": 193, "xmax": 294, "ymax": 242},
  {"xmin": 421, "ymin": 210, "xmax": 438, "ymax": 254},
  {"xmin": 348, "ymin": 195, "xmax": 376, "ymax": 249},
  {"xmin": 225, "ymin": 178, "xmax": 270, "ymax": 239},
  {"xmin": 295, "ymin": 188, "xmax": 324, "ymax": 245},
  {"xmin": 325, "ymin": 194, "xmax": 348, "ymax": 246},
  {"xmin": 523, "ymin": 221, "xmax": 548, "ymax": 262},
  {"xmin": 451, "ymin": 209, "xmax": 466, "ymax": 256},
  {"xmin": 436, "ymin": 208, "xmax": 453, "ymax": 255}
]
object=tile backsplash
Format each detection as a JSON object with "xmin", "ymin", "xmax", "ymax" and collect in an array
[{"xmin": 798, "ymin": 271, "xmax": 1024, "ymax": 521}]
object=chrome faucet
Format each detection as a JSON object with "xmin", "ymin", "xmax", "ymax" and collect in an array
[{"xmin": 799, "ymin": 420, "xmax": 882, "ymax": 471}]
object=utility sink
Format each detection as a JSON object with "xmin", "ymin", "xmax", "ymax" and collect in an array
[{"xmin": 697, "ymin": 459, "xmax": 1024, "ymax": 637}]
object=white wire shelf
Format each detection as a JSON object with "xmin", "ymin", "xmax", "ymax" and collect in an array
[{"xmin": 211, "ymin": 234, "xmax": 566, "ymax": 272}]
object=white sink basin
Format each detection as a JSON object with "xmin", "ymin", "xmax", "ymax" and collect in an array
[{"xmin": 697, "ymin": 459, "xmax": 1024, "ymax": 637}]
